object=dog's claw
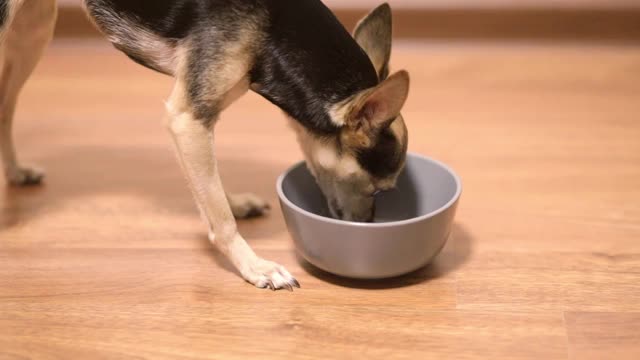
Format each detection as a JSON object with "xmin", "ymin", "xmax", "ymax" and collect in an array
[
  {"xmin": 278, "ymin": 268, "xmax": 299, "ymax": 290},
  {"xmin": 292, "ymin": 278, "xmax": 301, "ymax": 288},
  {"xmin": 243, "ymin": 258, "xmax": 300, "ymax": 291}
]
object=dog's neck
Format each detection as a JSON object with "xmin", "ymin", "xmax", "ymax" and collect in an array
[{"xmin": 249, "ymin": 0, "xmax": 379, "ymax": 136}]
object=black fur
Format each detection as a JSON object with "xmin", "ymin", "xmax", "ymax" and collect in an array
[
  {"xmin": 250, "ymin": 0, "xmax": 379, "ymax": 135},
  {"xmin": 356, "ymin": 125, "xmax": 407, "ymax": 179},
  {"xmin": 0, "ymin": 0, "xmax": 8, "ymax": 29},
  {"xmin": 85, "ymin": 0, "xmax": 380, "ymax": 133},
  {"xmin": 87, "ymin": 0, "xmax": 197, "ymax": 39}
]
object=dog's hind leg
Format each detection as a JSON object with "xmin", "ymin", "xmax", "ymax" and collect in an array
[
  {"xmin": 226, "ymin": 192, "xmax": 271, "ymax": 219},
  {"xmin": 0, "ymin": 0, "xmax": 56, "ymax": 186}
]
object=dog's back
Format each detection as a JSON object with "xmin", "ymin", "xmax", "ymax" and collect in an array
[
  {"xmin": 85, "ymin": 0, "xmax": 378, "ymax": 131},
  {"xmin": 85, "ymin": 0, "xmax": 271, "ymax": 75}
]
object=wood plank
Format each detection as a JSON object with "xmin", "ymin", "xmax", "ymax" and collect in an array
[
  {"xmin": 0, "ymin": 249, "xmax": 457, "ymax": 309},
  {"xmin": 0, "ymin": 304, "xmax": 568, "ymax": 360},
  {"xmin": 566, "ymin": 312, "xmax": 640, "ymax": 360},
  {"xmin": 456, "ymin": 252, "xmax": 640, "ymax": 312}
]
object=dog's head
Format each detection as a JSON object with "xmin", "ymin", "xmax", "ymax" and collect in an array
[{"xmin": 293, "ymin": 3, "xmax": 410, "ymax": 222}]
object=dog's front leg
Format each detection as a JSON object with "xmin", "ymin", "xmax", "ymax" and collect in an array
[{"xmin": 166, "ymin": 88, "xmax": 299, "ymax": 291}]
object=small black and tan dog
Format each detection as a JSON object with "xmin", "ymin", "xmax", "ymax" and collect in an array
[{"xmin": 0, "ymin": 0, "xmax": 410, "ymax": 290}]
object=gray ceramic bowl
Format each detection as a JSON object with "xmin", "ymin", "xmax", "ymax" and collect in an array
[{"xmin": 277, "ymin": 153, "xmax": 462, "ymax": 279}]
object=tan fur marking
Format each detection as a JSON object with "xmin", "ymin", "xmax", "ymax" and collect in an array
[
  {"xmin": 199, "ymin": 31, "xmax": 256, "ymax": 106},
  {"xmin": 335, "ymin": 155, "xmax": 362, "ymax": 178},
  {"xmin": 327, "ymin": 96, "xmax": 356, "ymax": 127},
  {"xmin": 315, "ymin": 143, "xmax": 338, "ymax": 170},
  {"xmin": 390, "ymin": 115, "xmax": 406, "ymax": 142},
  {"xmin": 84, "ymin": 2, "xmax": 178, "ymax": 75}
]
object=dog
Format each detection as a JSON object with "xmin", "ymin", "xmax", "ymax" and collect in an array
[{"xmin": 0, "ymin": 0, "xmax": 410, "ymax": 291}]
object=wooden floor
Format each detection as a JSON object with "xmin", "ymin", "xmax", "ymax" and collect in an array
[{"xmin": 1, "ymin": 40, "xmax": 639, "ymax": 359}]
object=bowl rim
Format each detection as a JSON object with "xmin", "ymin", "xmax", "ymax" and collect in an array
[{"xmin": 276, "ymin": 152, "xmax": 462, "ymax": 228}]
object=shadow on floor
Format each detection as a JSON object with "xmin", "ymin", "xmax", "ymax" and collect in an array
[
  {"xmin": 2, "ymin": 144, "xmax": 474, "ymax": 291},
  {"xmin": 0, "ymin": 145, "xmax": 289, "ymax": 240},
  {"xmin": 297, "ymin": 223, "xmax": 474, "ymax": 289}
]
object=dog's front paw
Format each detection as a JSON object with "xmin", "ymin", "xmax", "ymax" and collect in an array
[
  {"xmin": 241, "ymin": 258, "xmax": 300, "ymax": 291},
  {"xmin": 6, "ymin": 166, "xmax": 45, "ymax": 186},
  {"xmin": 228, "ymin": 193, "xmax": 271, "ymax": 219}
]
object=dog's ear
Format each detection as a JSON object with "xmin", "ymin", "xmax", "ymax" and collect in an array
[
  {"xmin": 353, "ymin": 3, "xmax": 393, "ymax": 80},
  {"xmin": 346, "ymin": 70, "xmax": 409, "ymax": 139}
]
